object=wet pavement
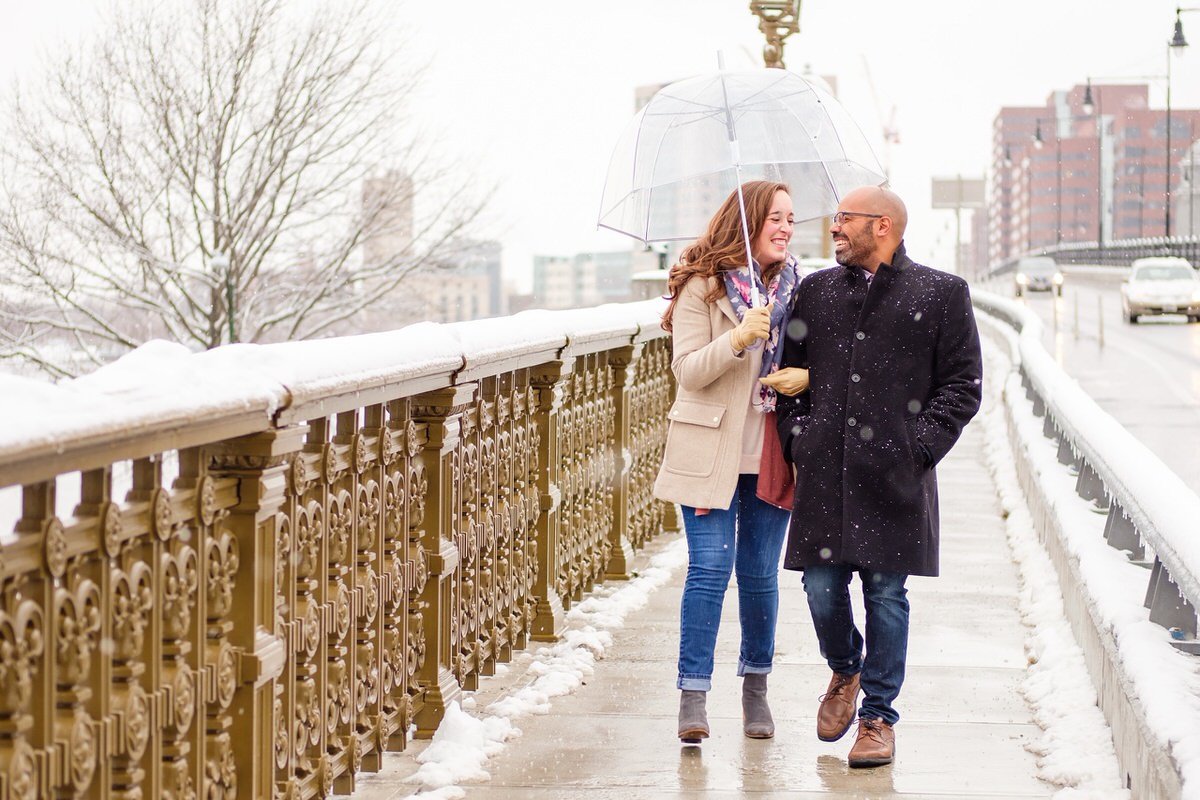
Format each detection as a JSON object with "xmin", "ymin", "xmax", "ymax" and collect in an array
[{"xmin": 352, "ymin": 417, "xmax": 1057, "ymax": 798}]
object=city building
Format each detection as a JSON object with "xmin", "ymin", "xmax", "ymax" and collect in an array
[
  {"xmin": 360, "ymin": 171, "xmax": 505, "ymax": 326},
  {"xmin": 988, "ymin": 84, "xmax": 1200, "ymax": 267},
  {"xmin": 531, "ymin": 249, "xmax": 661, "ymax": 310},
  {"xmin": 1174, "ymin": 139, "xmax": 1200, "ymax": 238},
  {"xmin": 402, "ymin": 239, "xmax": 505, "ymax": 324},
  {"xmin": 361, "ymin": 170, "xmax": 415, "ymax": 269}
]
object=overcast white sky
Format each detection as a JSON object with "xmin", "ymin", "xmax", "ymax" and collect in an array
[{"xmin": 5, "ymin": 0, "xmax": 1200, "ymax": 288}]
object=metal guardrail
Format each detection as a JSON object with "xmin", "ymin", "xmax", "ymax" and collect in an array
[
  {"xmin": 975, "ymin": 292, "xmax": 1200, "ymax": 647},
  {"xmin": 0, "ymin": 301, "xmax": 677, "ymax": 800},
  {"xmin": 969, "ymin": 291, "xmax": 1195, "ymax": 647},
  {"xmin": 974, "ymin": 290, "xmax": 1200, "ymax": 799},
  {"xmin": 991, "ymin": 234, "xmax": 1200, "ymax": 275}
]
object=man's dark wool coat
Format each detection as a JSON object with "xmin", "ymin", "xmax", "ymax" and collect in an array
[{"xmin": 776, "ymin": 243, "xmax": 983, "ymax": 577}]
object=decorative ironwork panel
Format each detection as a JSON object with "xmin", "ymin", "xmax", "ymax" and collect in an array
[
  {"xmin": 554, "ymin": 354, "xmax": 616, "ymax": 606},
  {"xmin": 0, "ymin": 309, "xmax": 674, "ymax": 798},
  {"xmin": 627, "ymin": 338, "xmax": 677, "ymax": 549},
  {"xmin": 0, "ymin": 454, "xmax": 241, "ymax": 800}
]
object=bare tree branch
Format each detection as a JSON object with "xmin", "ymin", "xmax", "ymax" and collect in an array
[{"xmin": 0, "ymin": 0, "xmax": 493, "ymax": 377}]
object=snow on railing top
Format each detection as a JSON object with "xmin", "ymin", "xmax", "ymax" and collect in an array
[{"xmin": 0, "ymin": 298, "xmax": 669, "ymax": 489}]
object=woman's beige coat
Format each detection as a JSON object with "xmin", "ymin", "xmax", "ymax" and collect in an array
[{"xmin": 653, "ymin": 275, "xmax": 761, "ymax": 510}]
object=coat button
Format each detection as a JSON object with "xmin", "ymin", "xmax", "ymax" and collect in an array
[
  {"xmin": 848, "ymin": 417, "xmax": 857, "ymax": 427},
  {"xmin": 855, "ymin": 331, "xmax": 866, "ymax": 340},
  {"xmin": 851, "ymin": 373, "xmax": 861, "ymax": 382}
]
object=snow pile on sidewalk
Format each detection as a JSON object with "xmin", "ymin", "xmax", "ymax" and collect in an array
[
  {"xmin": 978, "ymin": 337, "xmax": 1129, "ymax": 799},
  {"xmin": 402, "ymin": 538, "xmax": 688, "ymax": 798}
]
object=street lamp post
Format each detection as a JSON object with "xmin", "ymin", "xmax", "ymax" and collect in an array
[
  {"xmin": 1139, "ymin": 169, "xmax": 1147, "ymax": 236},
  {"xmin": 1084, "ymin": 72, "xmax": 1181, "ymax": 250},
  {"xmin": 1191, "ymin": 120, "xmax": 1197, "ymax": 235},
  {"xmin": 1168, "ymin": 6, "xmax": 1199, "ymax": 237},
  {"xmin": 1083, "ymin": 81, "xmax": 1105, "ymax": 261},
  {"xmin": 748, "ymin": 2, "xmax": 801, "ymax": 69},
  {"xmin": 1033, "ymin": 119, "xmax": 1063, "ymax": 245},
  {"xmin": 1169, "ymin": 24, "xmax": 1179, "ymax": 236},
  {"xmin": 1003, "ymin": 145, "xmax": 1017, "ymax": 256},
  {"xmin": 1023, "ymin": 161, "xmax": 1032, "ymax": 252}
]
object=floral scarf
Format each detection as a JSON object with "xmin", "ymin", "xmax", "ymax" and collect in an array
[{"xmin": 722, "ymin": 253, "xmax": 800, "ymax": 412}]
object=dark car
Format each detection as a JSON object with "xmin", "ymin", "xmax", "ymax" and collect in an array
[{"xmin": 1014, "ymin": 256, "xmax": 1064, "ymax": 297}]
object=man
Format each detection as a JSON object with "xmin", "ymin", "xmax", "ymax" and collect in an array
[{"xmin": 764, "ymin": 186, "xmax": 983, "ymax": 768}]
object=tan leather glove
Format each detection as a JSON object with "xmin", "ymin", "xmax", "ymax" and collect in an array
[
  {"xmin": 759, "ymin": 367, "xmax": 810, "ymax": 396},
  {"xmin": 729, "ymin": 303, "xmax": 773, "ymax": 352}
]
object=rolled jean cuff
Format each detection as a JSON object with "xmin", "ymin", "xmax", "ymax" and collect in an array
[
  {"xmin": 677, "ymin": 675, "xmax": 712, "ymax": 692},
  {"xmin": 737, "ymin": 660, "xmax": 772, "ymax": 676}
]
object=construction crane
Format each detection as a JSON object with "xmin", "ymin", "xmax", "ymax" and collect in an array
[{"xmin": 861, "ymin": 55, "xmax": 899, "ymax": 180}]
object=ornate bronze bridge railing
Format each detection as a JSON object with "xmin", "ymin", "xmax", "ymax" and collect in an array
[{"xmin": 0, "ymin": 300, "xmax": 676, "ymax": 800}]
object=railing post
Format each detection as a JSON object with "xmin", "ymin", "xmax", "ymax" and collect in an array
[
  {"xmin": 206, "ymin": 427, "xmax": 302, "ymax": 798},
  {"xmin": 454, "ymin": 396, "xmax": 484, "ymax": 692},
  {"xmin": 0, "ymin": 575, "xmax": 44, "ymax": 800},
  {"xmin": 529, "ymin": 361, "xmax": 568, "ymax": 641},
  {"xmin": 605, "ymin": 344, "xmax": 639, "ymax": 579},
  {"xmin": 1056, "ymin": 437, "xmax": 1079, "ymax": 471},
  {"xmin": 1145, "ymin": 558, "xmax": 1199, "ymax": 643},
  {"xmin": 1041, "ymin": 414, "xmax": 1057, "ymax": 440},
  {"xmin": 7, "ymin": 483, "xmax": 57, "ymax": 800},
  {"xmin": 410, "ymin": 384, "xmax": 474, "ymax": 737},
  {"xmin": 1074, "ymin": 461, "xmax": 1109, "ymax": 510},
  {"xmin": 1102, "ymin": 502, "xmax": 1146, "ymax": 562}
]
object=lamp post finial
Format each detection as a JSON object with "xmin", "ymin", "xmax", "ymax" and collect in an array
[{"xmin": 749, "ymin": 2, "xmax": 802, "ymax": 69}]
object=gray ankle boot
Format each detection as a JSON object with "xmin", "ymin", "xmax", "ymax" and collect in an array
[
  {"xmin": 678, "ymin": 690, "xmax": 709, "ymax": 743},
  {"xmin": 742, "ymin": 673, "xmax": 774, "ymax": 739}
]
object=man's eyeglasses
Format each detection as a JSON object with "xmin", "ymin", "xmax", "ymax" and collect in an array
[{"xmin": 831, "ymin": 211, "xmax": 884, "ymax": 225}]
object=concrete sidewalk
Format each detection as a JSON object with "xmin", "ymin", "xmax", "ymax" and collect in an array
[{"xmin": 358, "ymin": 416, "xmax": 1056, "ymax": 798}]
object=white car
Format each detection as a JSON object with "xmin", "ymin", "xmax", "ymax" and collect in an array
[{"xmin": 1120, "ymin": 256, "xmax": 1200, "ymax": 323}]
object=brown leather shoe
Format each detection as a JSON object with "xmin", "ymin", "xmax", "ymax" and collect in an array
[
  {"xmin": 848, "ymin": 717, "xmax": 895, "ymax": 768},
  {"xmin": 816, "ymin": 671, "xmax": 860, "ymax": 742}
]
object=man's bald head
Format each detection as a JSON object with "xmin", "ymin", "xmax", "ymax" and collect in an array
[
  {"xmin": 840, "ymin": 186, "xmax": 907, "ymax": 239},
  {"xmin": 832, "ymin": 185, "xmax": 907, "ymax": 271}
]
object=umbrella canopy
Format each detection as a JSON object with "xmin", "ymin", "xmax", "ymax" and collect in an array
[{"xmin": 598, "ymin": 68, "xmax": 887, "ymax": 245}]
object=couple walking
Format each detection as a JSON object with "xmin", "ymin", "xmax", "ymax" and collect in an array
[{"xmin": 652, "ymin": 181, "xmax": 984, "ymax": 768}]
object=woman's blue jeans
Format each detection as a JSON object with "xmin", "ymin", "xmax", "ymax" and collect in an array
[
  {"xmin": 677, "ymin": 474, "xmax": 789, "ymax": 691},
  {"xmin": 801, "ymin": 563, "xmax": 909, "ymax": 726}
]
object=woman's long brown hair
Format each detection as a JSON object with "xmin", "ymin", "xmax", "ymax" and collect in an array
[{"xmin": 661, "ymin": 181, "xmax": 790, "ymax": 332}]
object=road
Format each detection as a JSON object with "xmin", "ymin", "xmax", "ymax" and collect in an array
[{"xmin": 980, "ymin": 269, "xmax": 1200, "ymax": 496}]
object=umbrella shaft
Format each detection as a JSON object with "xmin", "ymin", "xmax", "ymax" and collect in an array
[{"xmin": 733, "ymin": 174, "xmax": 760, "ymax": 308}]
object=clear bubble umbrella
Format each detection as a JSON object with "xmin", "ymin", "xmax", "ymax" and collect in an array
[{"xmin": 598, "ymin": 65, "xmax": 886, "ymax": 304}]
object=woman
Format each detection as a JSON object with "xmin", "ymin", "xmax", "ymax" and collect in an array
[{"xmin": 653, "ymin": 180, "xmax": 810, "ymax": 743}]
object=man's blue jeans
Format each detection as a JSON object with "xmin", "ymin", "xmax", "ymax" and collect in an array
[
  {"xmin": 801, "ymin": 563, "xmax": 909, "ymax": 726},
  {"xmin": 677, "ymin": 474, "xmax": 789, "ymax": 691}
]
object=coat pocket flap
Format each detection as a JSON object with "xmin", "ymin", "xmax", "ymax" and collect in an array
[{"xmin": 667, "ymin": 399, "xmax": 726, "ymax": 428}]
